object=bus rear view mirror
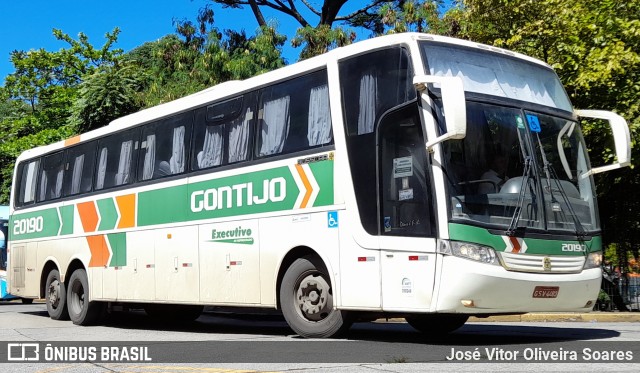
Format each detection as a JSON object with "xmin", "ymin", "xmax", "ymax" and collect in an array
[
  {"xmin": 413, "ymin": 75, "xmax": 466, "ymax": 150},
  {"xmin": 575, "ymin": 109, "xmax": 631, "ymax": 178}
]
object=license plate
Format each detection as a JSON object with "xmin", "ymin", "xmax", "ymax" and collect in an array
[{"xmin": 532, "ymin": 286, "xmax": 559, "ymax": 298}]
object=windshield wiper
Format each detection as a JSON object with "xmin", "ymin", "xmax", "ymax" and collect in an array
[
  {"xmin": 535, "ymin": 134, "xmax": 586, "ymax": 239},
  {"xmin": 506, "ymin": 156, "xmax": 535, "ymax": 236}
]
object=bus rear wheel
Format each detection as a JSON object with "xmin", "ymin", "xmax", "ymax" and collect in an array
[
  {"xmin": 405, "ymin": 314, "xmax": 468, "ymax": 335},
  {"xmin": 67, "ymin": 269, "xmax": 105, "ymax": 325},
  {"xmin": 280, "ymin": 256, "xmax": 351, "ymax": 338},
  {"xmin": 45, "ymin": 269, "xmax": 69, "ymax": 320}
]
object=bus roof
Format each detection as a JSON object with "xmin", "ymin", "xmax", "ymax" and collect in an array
[{"xmin": 14, "ymin": 32, "xmax": 552, "ymax": 163}]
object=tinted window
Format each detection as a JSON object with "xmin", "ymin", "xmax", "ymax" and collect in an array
[
  {"xmin": 63, "ymin": 141, "xmax": 96, "ymax": 196},
  {"xmin": 340, "ymin": 48, "xmax": 415, "ymax": 136},
  {"xmin": 37, "ymin": 152, "xmax": 65, "ymax": 202},
  {"xmin": 95, "ymin": 129, "xmax": 139, "ymax": 190},
  {"xmin": 192, "ymin": 94, "xmax": 256, "ymax": 171},
  {"xmin": 16, "ymin": 159, "xmax": 40, "ymax": 206},
  {"xmin": 339, "ymin": 47, "xmax": 415, "ymax": 235},
  {"xmin": 256, "ymin": 70, "xmax": 332, "ymax": 157},
  {"xmin": 139, "ymin": 112, "xmax": 193, "ymax": 180}
]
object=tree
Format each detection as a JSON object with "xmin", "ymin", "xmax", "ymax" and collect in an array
[
  {"xmin": 210, "ymin": 0, "xmax": 403, "ymax": 57},
  {"xmin": 130, "ymin": 7, "xmax": 286, "ymax": 105},
  {"xmin": 214, "ymin": 0, "xmax": 388, "ymax": 28},
  {"xmin": 69, "ymin": 63, "xmax": 146, "ymax": 132},
  {"xmin": 377, "ymin": 0, "xmax": 462, "ymax": 36},
  {"xmin": 0, "ymin": 28, "xmax": 125, "ymax": 203}
]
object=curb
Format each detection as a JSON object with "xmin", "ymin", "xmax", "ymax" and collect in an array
[{"xmin": 468, "ymin": 312, "xmax": 640, "ymax": 323}]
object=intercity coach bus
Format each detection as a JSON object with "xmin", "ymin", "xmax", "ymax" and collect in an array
[{"xmin": 7, "ymin": 33, "xmax": 631, "ymax": 338}]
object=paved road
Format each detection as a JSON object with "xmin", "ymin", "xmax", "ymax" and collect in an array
[{"xmin": 1, "ymin": 301, "xmax": 639, "ymax": 372}]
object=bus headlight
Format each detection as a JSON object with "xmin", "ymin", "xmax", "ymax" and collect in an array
[
  {"xmin": 438, "ymin": 239, "xmax": 498, "ymax": 265},
  {"xmin": 584, "ymin": 251, "xmax": 603, "ymax": 269}
]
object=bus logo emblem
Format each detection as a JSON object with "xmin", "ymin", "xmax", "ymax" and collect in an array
[{"xmin": 543, "ymin": 257, "xmax": 552, "ymax": 271}]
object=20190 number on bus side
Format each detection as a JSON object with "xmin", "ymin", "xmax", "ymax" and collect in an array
[{"xmin": 8, "ymin": 33, "xmax": 631, "ymax": 338}]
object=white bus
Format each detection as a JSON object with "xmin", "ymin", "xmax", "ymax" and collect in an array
[{"xmin": 8, "ymin": 33, "xmax": 631, "ymax": 338}]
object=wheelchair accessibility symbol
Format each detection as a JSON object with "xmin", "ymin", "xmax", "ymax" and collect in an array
[{"xmin": 328, "ymin": 211, "xmax": 338, "ymax": 228}]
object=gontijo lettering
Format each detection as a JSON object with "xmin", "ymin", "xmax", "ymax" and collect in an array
[{"xmin": 190, "ymin": 178, "xmax": 286, "ymax": 212}]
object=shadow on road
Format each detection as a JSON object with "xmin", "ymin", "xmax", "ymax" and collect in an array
[{"xmin": 18, "ymin": 303, "xmax": 621, "ymax": 345}]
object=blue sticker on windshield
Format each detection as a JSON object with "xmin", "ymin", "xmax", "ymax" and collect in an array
[{"xmin": 526, "ymin": 114, "xmax": 541, "ymax": 133}]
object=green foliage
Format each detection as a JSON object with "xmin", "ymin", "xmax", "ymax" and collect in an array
[
  {"xmin": 378, "ymin": 0, "xmax": 456, "ymax": 35},
  {"xmin": 224, "ymin": 26, "xmax": 287, "ymax": 77},
  {"xmin": 0, "ymin": 28, "xmax": 126, "ymax": 204},
  {"xmin": 207, "ymin": 0, "xmax": 395, "ymax": 58},
  {"xmin": 133, "ymin": 11, "xmax": 286, "ymax": 105},
  {"xmin": 291, "ymin": 25, "xmax": 356, "ymax": 60},
  {"xmin": 69, "ymin": 63, "xmax": 146, "ymax": 132}
]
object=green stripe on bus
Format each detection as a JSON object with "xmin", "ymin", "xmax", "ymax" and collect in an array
[
  {"xmin": 448, "ymin": 223, "xmax": 601, "ymax": 255},
  {"xmin": 309, "ymin": 160, "xmax": 334, "ymax": 207},
  {"xmin": 10, "ymin": 208, "xmax": 60, "ymax": 240},
  {"xmin": 97, "ymin": 198, "xmax": 118, "ymax": 231},
  {"xmin": 59, "ymin": 205, "xmax": 74, "ymax": 235},
  {"xmin": 107, "ymin": 232, "xmax": 127, "ymax": 267},
  {"xmin": 11, "ymin": 160, "xmax": 335, "ymax": 240}
]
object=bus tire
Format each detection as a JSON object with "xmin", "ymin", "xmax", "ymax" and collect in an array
[
  {"xmin": 405, "ymin": 314, "xmax": 468, "ymax": 334},
  {"xmin": 280, "ymin": 256, "xmax": 351, "ymax": 338},
  {"xmin": 67, "ymin": 269, "xmax": 105, "ymax": 325},
  {"xmin": 45, "ymin": 269, "xmax": 69, "ymax": 320}
]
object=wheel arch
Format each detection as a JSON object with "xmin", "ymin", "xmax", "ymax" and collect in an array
[{"xmin": 64, "ymin": 259, "xmax": 86, "ymax": 288}]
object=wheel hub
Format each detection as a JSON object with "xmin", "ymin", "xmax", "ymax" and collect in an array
[
  {"xmin": 296, "ymin": 274, "xmax": 330, "ymax": 321},
  {"xmin": 48, "ymin": 280, "xmax": 60, "ymax": 308}
]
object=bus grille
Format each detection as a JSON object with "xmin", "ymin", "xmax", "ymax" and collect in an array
[{"xmin": 498, "ymin": 252, "xmax": 586, "ymax": 273}]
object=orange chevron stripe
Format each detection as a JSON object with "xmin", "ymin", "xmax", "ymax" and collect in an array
[
  {"xmin": 116, "ymin": 193, "xmax": 136, "ymax": 229},
  {"xmin": 77, "ymin": 201, "xmax": 99, "ymax": 233},
  {"xmin": 295, "ymin": 164, "xmax": 312, "ymax": 208},
  {"xmin": 64, "ymin": 135, "xmax": 81, "ymax": 146},
  {"xmin": 87, "ymin": 235, "xmax": 109, "ymax": 267},
  {"xmin": 509, "ymin": 236, "xmax": 522, "ymax": 253}
]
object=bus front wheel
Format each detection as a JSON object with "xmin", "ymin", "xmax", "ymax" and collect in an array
[
  {"xmin": 45, "ymin": 269, "xmax": 69, "ymax": 320},
  {"xmin": 405, "ymin": 314, "xmax": 468, "ymax": 335},
  {"xmin": 67, "ymin": 269, "xmax": 105, "ymax": 325},
  {"xmin": 280, "ymin": 256, "xmax": 351, "ymax": 338}
]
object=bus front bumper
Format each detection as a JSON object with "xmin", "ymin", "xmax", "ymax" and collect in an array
[{"xmin": 435, "ymin": 256, "xmax": 602, "ymax": 314}]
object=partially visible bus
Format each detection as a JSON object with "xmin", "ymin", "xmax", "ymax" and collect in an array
[
  {"xmin": 8, "ymin": 33, "xmax": 631, "ymax": 338},
  {"xmin": 1, "ymin": 205, "xmax": 8, "ymax": 269}
]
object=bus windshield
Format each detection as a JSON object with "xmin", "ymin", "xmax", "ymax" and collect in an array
[
  {"xmin": 420, "ymin": 42, "xmax": 572, "ymax": 112},
  {"xmin": 440, "ymin": 102, "xmax": 598, "ymax": 234},
  {"xmin": 420, "ymin": 43, "xmax": 599, "ymax": 235}
]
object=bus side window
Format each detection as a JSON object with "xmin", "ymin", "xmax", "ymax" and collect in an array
[
  {"xmin": 339, "ymin": 46, "xmax": 415, "ymax": 235},
  {"xmin": 139, "ymin": 112, "xmax": 193, "ymax": 180},
  {"xmin": 16, "ymin": 159, "xmax": 40, "ymax": 206},
  {"xmin": 192, "ymin": 95, "xmax": 254, "ymax": 171},
  {"xmin": 96, "ymin": 129, "xmax": 139, "ymax": 190},
  {"xmin": 257, "ymin": 88, "xmax": 290, "ymax": 157},
  {"xmin": 256, "ymin": 69, "xmax": 332, "ymax": 158},
  {"xmin": 37, "ymin": 152, "xmax": 65, "ymax": 202},
  {"xmin": 63, "ymin": 141, "xmax": 96, "ymax": 196}
]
